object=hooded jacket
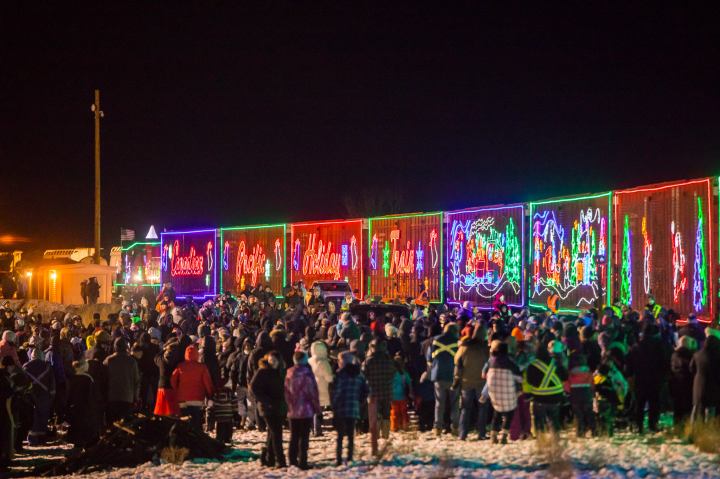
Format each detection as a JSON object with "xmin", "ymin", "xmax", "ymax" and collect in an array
[
  {"xmin": 250, "ymin": 359, "xmax": 287, "ymax": 417},
  {"xmin": 170, "ymin": 345, "xmax": 213, "ymax": 405},
  {"xmin": 454, "ymin": 324, "xmax": 489, "ymax": 390},
  {"xmin": 308, "ymin": 341, "xmax": 334, "ymax": 407},
  {"xmin": 284, "ymin": 364, "xmax": 321, "ymax": 419},
  {"xmin": 103, "ymin": 343, "xmax": 140, "ymax": 404},
  {"xmin": 690, "ymin": 336, "xmax": 720, "ymax": 409}
]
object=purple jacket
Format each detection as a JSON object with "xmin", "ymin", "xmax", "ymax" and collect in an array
[{"xmin": 284, "ymin": 364, "xmax": 321, "ymax": 419}]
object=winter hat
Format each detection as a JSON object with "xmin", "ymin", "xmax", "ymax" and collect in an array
[
  {"xmin": 73, "ymin": 358, "xmax": 89, "ymax": 374},
  {"xmin": 511, "ymin": 327, "xmax": 525, "ymax": 343},
  {"xmin": 148, "ymin": 327, "xmax": 162, "ymax": 342},
  {"xmin": 384, "ymin": 323, "xmax": 398, "ymax": 338},
  {"xmin": 94, "ymin": 329, "xmax": 111, "ymax": 344},
  {"xmin": 338, "ymin": 350, "xmax": 355, "ymax": 367},
  {"xmin": 15, "ymin": 318, "xmax": 25, "ymax": 329},
  {"xmin": 677, "ymin": 335, "xmax": 698, "ymax": 351},
  {"xmin": 293, "ymin": 351, "xmax": 308, "ymax": 365},
  {"xmin": 705, "ymin": 327, "xmax": 720, "ymax": 341},
  {"xmin": 548, "ymin": 339, "xmax": 564, "ymax": 355}
]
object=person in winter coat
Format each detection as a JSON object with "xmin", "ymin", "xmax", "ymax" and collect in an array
[
  {"xmin": 199, "ymin": 334, "xmax": 222, "ymax": 388},
  {"xmin": 308, "ymin": 340, "xmax": 334, "ymax": 436},
  {"xmin": 46, "ymin": 335, "xmax": 69, "ymax": 423},
  {"xmin": 523, "ymin": 339, "xmax": 568, "ymax": 434},
  {"xmin": 670, "ymin": 335, "xmax": 697, "ymax": 429},
  {"xmin": 485, "ymin": 340, "xmax": 522, "ymax": 444},
  {"xmin": 209, "ymin": 385, "xmax": 237, "ymax": 444},
  {"xmin": 627, "ymin": 323, "xmax": 670, "ymax": 433},
  {"xmin": 103, "ymin": 337, "xmax": 140, "ymax": 422},
  {"xmin": 0, "ymin": 330, "xmax": 20, "ymax": 366},
  {"xmin": 170, "ymin": 344, "xmax": 213, "ymax": 431},
  {"xmin": 132, "ymin": 332, "xmax": 160, "ymax": 413},
  {"xmin": 427, "ymin": 322, "xmax": 459, "ymax": 435},
  {"xmin": 593, "ymin": 359, "xmax": 627, "ymax": 437},
  {"xmin": 567, "ymin": 352, "xmax": 595, "ymax": 437},
  {"xmin": 66, "ymin": 359, "xmax": 101, "ymax": 447},
  {"xmin": 23, "ymin": 348, "xmax": 55, "ymax": 445},
  {"xmin": 690, "ymin": 328, "xmax": 720, "ymax": 425},
  {"xmin": 332, "ymin": 351, "xmax": 369, "ymax": 466},
  {"xmin": 453, "ymin": 322, "xmax": 489, "ymax": 440},
  {"xmin": 0, "ymin": 359, "xmax": 14, "ymax": 470},
  {"xmin": 284, "ymin": 351, "xmax": 321, "ymax": 469},
  {"xmin": 250, "ymin": 351, "xmax": 287, "ymax": 468},
  {"xmin": 248, "ymin": 331, "xmax": 273, "ymax": 428},
  {"xmin": 390, "ymin": 353, "xmax": 412, "ymax": 432},
  {"xmin": 154, "ymin": 339, "xmax": 181, "ymax": 416},
  {"xmin": 362, "ymin": 339, "xmax": 395, "ymax": 456}
]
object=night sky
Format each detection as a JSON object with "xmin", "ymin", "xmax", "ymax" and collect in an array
[{"xmin": 2, "ymin": 3, "xmax": 719, "ymax": 252}]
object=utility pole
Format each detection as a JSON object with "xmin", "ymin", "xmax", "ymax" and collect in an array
[{"xmin": 92, "ymin": 90, "xmax": 104, "ymax": 264}]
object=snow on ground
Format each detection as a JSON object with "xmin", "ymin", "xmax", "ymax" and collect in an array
[{"xmin": 15, "ymin": 426, "xmax": 720, "ymax": 479}]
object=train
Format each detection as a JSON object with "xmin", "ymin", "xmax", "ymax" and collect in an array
[{"xmin": 155, "ymin": 177, "xmax": 718, "ymax": 321}]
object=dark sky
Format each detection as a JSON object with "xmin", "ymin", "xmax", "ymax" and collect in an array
[{"xmin": 2, "ymin": 3, "xmax": 719, "ymax": 252}]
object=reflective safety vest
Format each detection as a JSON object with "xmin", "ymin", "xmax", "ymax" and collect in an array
[
  {"xmin": 431, "ymin": 339, "xmax": 458, "ymax": 359},
  {"xmin": 523, "ymin": 359, "xmax": 564, "ymax": 396},
  {"xmin": 611, "ymin": 305, "xmax": 622, "ymax": 318},
  {"xmin": 647, "ymin": 303, "xmax": 662, "ymax": 318}
]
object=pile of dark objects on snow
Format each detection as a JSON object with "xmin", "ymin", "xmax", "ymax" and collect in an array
[{"xmin": 35, "ymin": 413, "xmax": 228, "ymax": 476}]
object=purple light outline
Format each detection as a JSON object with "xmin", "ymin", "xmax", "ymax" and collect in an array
[
  {"xmin": 445, "ymin": 203, "xmax": 526, "ymax": 309},
  {"xmin": 160, "ymin": 228, "xmax": 218, "ymax": 299}
]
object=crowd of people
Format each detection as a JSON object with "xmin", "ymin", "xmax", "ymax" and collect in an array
[{"xmin": 0, "ymin": 283, "xmax": 719, "ymax": 471}]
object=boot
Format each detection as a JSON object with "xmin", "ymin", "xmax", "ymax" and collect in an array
[
  {"xmin": 434, "ymin": 427, "xmax": 442, "ymax": 437},
  {"xmin": 490, "ymin": 431, "xmax": 498, "ymax": 444},
  {"xmin": 500, "ymin": 430, "xmax": 509, "ymax": 445},
  {"xmin": 260, "ymin": 447, "xmax": 268, "ymax": 466},
  {"xmin": 380, "ymin": 420, "xmax": 390, "ymax": 439}
]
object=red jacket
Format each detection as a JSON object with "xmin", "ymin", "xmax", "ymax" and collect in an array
[{"xmin": 170, "ymin": 345, "xmax": 213, "ymax": 404}]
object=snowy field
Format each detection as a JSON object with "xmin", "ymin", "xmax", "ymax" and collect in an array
[{"xmin": 11, "ymin": 426, "xmax": 720, "ymax": 479}]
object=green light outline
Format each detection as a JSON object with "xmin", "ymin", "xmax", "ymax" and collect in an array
[
  {"xmin": 121, "ymin": 241, "xmax": 160, "ymax": 251},
  {"xmin": 219, "ymin": 223, "xmax": 287, "ymax": 296},
  {"xmin": 528, "ymin": 192, "xmax": 613, "ymax": 314},
  {"xmin": 367, "ymin": 211, "xmax": 444, "ymax": 303}
]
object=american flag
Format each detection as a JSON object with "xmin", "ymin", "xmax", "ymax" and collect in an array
[{"xmin": 120, "ymin": 228, "xmax": 136, "ymax": 241}]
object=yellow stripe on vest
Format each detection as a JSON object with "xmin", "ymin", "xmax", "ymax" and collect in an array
[{"xmin": 431, "ymin": 340, "xmax": 458, "ymax": 358}]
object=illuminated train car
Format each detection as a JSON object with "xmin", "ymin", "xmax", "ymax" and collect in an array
[
  {"xmin": 529, "ymin": 193, "xmax": 612, "ymax": 313},
  {"xmin": 290, "ymin": 219, "xmax": 364, "ymax": 296},
  {"xmin": 446, "ymin": 205, "xmax": 525, "ymax": 308},
  {"xmin": 117, "ymin": 242, "xmax": 161, "ymax": 289},
  {"xmin": 367, "ymin": 212, "xmax": 444, "ymax": 303},
  {"xmin": 160, "ymin": 229, "xmax": 217, "ymax": 299},
  {"xmin": 614, "ymin": 178, "xmax": 714, "ymax": 321},
  {"xmin": 220, "ymin": 224, "xmax": 286, "ymax": 296}
]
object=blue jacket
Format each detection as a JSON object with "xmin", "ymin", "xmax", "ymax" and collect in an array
[
  {"xmin": 426, "ymin": 332, "xmax": 459, "ymax": 382},
  {"xmin": 332, "ymin": 363, "xmax": 369, "ymax": 419},
  {"xmin": 391, "ymin": 370, "xmax": 411, "ymax": 401}
]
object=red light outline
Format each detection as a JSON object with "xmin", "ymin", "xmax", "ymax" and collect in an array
[
  {"xmin": 614, "ymin": 177, "xmax": 714, "ymax": 320},
  {"xmin": 290, "ymin": 218, "xmax": 364, "ymax": 297}
]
